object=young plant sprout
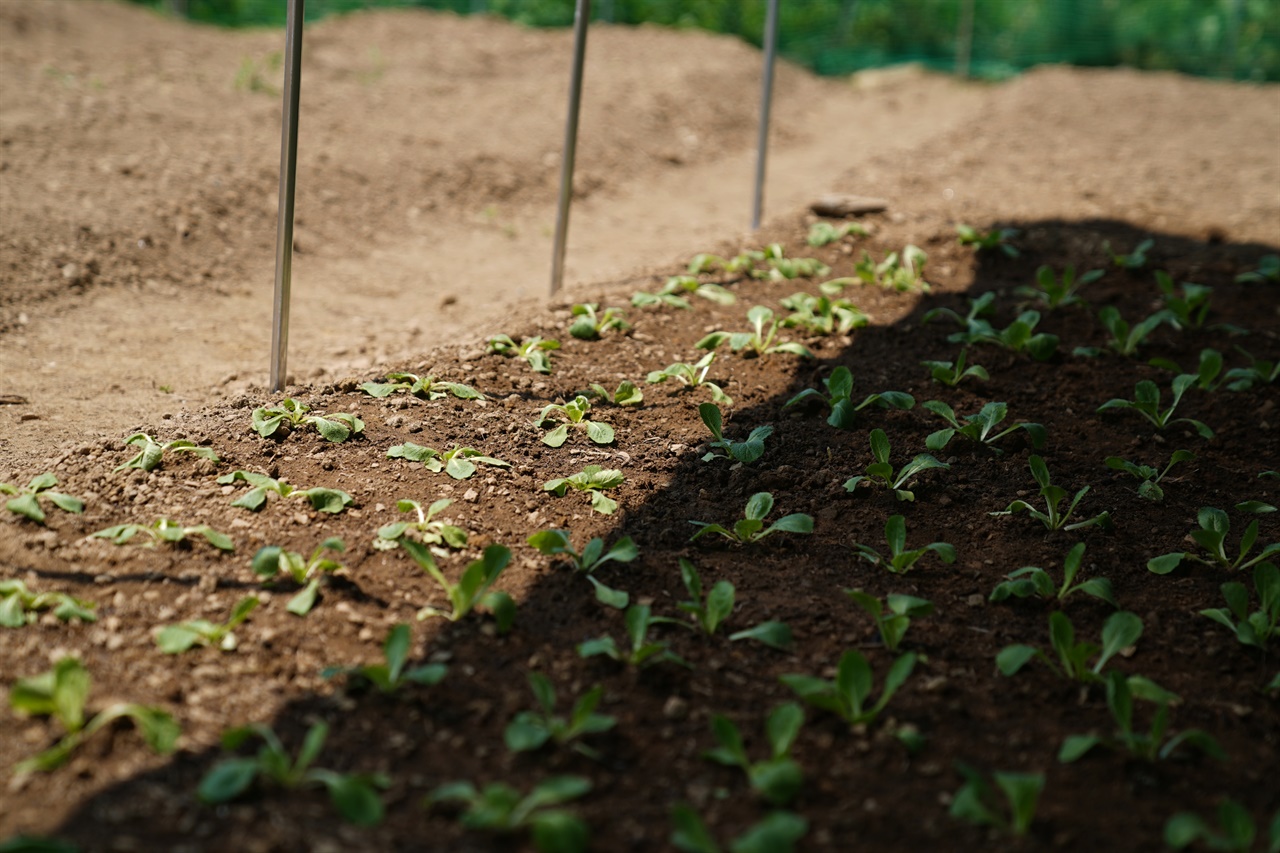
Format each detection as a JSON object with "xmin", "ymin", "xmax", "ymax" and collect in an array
[
  {"xmin": 1149, "ymin": 348, "xmax": 1225, "ymax": 392},
  {"xmin": 1223, "ymin": 346, "xmax": 1280, "ymax": 391},
  {"xmin": 1015, "ymin": 264, "xmax": 1102, "ymax": 309},
  {"xmin": 695, "ymin": 306, "xmax": 814, "ymax": 359},
  {"xmin": 373, "ymin": 498, "xmax": 467, "ymax": 551},
  {"xmin": 671, "ymin": 805, "xmax": 808, "ymax": 853},
  {"xmin": 972, "ymin": 310, "xmax": 1060, "ymax": 360},
  {"xmin": 1235, "ymin": 254, "xmax": 1280, "ymax": 283},
  {"xmin": 1165, "ymin": 799, "xmax": 1280, "ymax": 852},
  {"xmin": 843, "ymin": 428, "xmax": 949, "ymax": 502},
  {"xmin": 921, "ymin": 349, "xmax": 989, "ymax": 386},
  {"xmin": 845, "ymin": 589, "xmax": 933, "ymax": 652},
  {"xmin": 199, "ymin": 722, "xmax": 387, "ymax": 826},
  {"xmin": 428, "ymin": 775, "xmax": 592, "ymax": 853},
  {"xmin": 488, "ymin": 333, "xmax": 560, "ymax": 374},
  {"xmin": 1156, "ymin": 271, "xmax": 1213, "ymax": 329},
  {"xmin": 543, "ymin": 466, "xmax": 625, "ymax": 515},
  {"xmin": 778, "ymin": 291, "xmax": 869, "ymax": 336},
  {"xmin": 782, "ymin": 366, "xmax": 914, "ymax": 430},
  {"xmin": 990, "ymin": 455, "xmax": 1111, "ymax": 531},
  {"xmin": 90, "ymin": 518, "xmax": 234, "ymax": 552},
  {"xmin": 1, "ymin": 473, "xmax": 84, "ymax": 524},
  {"xmin": 780, "ymin": 649, "xmax": 916, "ymax": 726},
  {"xmin": 536, "ymin": 396, "xmax": 614, "ymax": 446},
  {"xmin": 405, "ymin": 541, "xmax": 516, "ymax": 632},
  {"xmin": 850, "ymin": 515, "xmax": 956, "ymax": 574},
  {"xmin": 922, "ymin": 400, "xmax": 1045, "ymax": 454},
  {"xmin": 0, "ymin": 579, "xmax": 96, "ymax": 627},
  {"xmin": 1104, "ymin": 237, "xmax": 1154, "ymax": 269},
  {"xmin": 948, "ymin": 765, "xmax": 1044, "ymax": 838},
  {"xmin": 322, "ymin": 623, "xmax": 447, "ymax": 694},
  {"xmin": 155, "ymin": 596, "xmax": 259, "ymax": 654},
  {"xmin": 699, "ymin": 402, "xmax": 773, "ymax": 463},
  {"xmin": 956, "ymin": 223, "xmax": 1019, "ymax": 257},
  {"xmin": 252, "ymin": 537, "xmax": 347, "ymax": 616},
  {"xmin": 251, "ymin": 398, "xmax": 363, "ymax": 442},
  {"xmin": 1097, "ymin": 305, "xmax": 1173, "ymax": 356},
  {"xmin": 690, "ymin": 492, "xmax": 813, "ymax": 544},
  {"xmin": 704, "ymin": 703, "xmax": 805, "ymax": 806},
  {"xmin": 357, "ymin": 372, "xmax": 483, "ymax": 401},
  {"xmin": 1148, "ymin": 507, "xmax": 1280, "ymax": 574},
  {"xmin": 569, "ymin": 302, "xmax": 628, "ymax": 340},
  {"xmin": 578, "ymin": 604, "xmax": 688, "ymax": 669},
  {"xmin": 504, "ymin": 673, "xmax": 616, "ymax": 758},
  {"xmin": 1105, "ymin": 449, "xmax": 1194, "ymax": 501},
  {"xmin": 527, "ymin": 529, "xmax": 636, "ymax": 608},
  {"xmin": 922, "ymin": 291, "xmax": 996, "ymax": 338},
  {"xmin": 386, "ymin": 442, "xmax": 510, "ymax": 479},
  {"xmin": 647, "ymin": 353, "xmax": 733, "ymax": 405},
  {"xmin": 114, "ymin": 433, "xmax": 220, "ymax": 472},
  {"xmin": 582, "ymin": 380, "xmax": 643, "ymax": 406},
  {"xmin": 216, "ymin": 470, "xmax": 353, "ymax": 514},
  {"xmin": 755, "ymin": 255, "xmax": 830, "ymax": 282},
  {"xmin": 808, "ymin": 220, "xmax": 868, "ymax": 247},
  {"xmin": 852, "ymin": 245, "xmax": 931, "ymax": 291},
  {"xmin": 1097, "ymin": 375, "xmax": 1214, "ymax": 438},
  {"xmin": 1200, "ymin": 562, "xmax": 1279, "ymax": 651},
  {"xmin": 997, "ymin": 610, "xmax": 1143, "ymax": 683},
  {"xmin": 989, "ymin": 542, "xmax": 1116, "ymax": 607},
  {"xmin": 676, "ymin": 559, "xmax": 794, "ymax": 650},
  {"xmin": 687, "ymin": 249, "xmax": 761, "ymax": 276},
  {"xmin": 632, "ymin": 274, "xmax": 736, "ymax": 309}
]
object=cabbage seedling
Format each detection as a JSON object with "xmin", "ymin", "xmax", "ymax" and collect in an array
[
  {"xmin": 997, "ymin": 610, "xmax": 1142, "ymax": 682},
  {"xmin": 1104, "ymin": 449, "xmax": 1194, "ymax": 501},
  {"xmin": 357, "ymin": 372, "xmax": 484, "ymax": 401},
  {"xmin": 322, "ymin": 623, "xmax": 447, "ymax": 694},
  {"xmin": 677, "ymin": 559, "xmax": 794, "ymax": 651},
  {"xmin": 922, "ymin": 291, "xmax": 996, "ymax": 338},
  {"xmin": 782, "ymin": 366, "xmax": 914, "ymax": 430},
  {"xmin": 991, "ymin": 455, "xmax": 1111, "ymax": 532},
  {"xmin": 688, "ymin": 250, "xmax": 760, "ymax": 276},
  {"xmin": 1165, "ymin": 799, "xmax": 1280, "ymax": 852},
  {"xmin": 647, "ymin": 353, "xmax": 733, "ymax": 405},
  {"xmin": 807, "ymin": 220, "xmax": 867, "ymax": 247},
  {"xmin": 845, "ymin": 589, "xmax": 933, "ymax": 652},
  {"xmin": 754, "ymin": 256, "xmax": 830, "ymax": 282},
  {"xmin": 582, "ymin": 380, "xmax": 643, "ymax": 406},
  {"xmin": 0, "ymin": 579, "xmax": 96, "ymax": 627},
  {"xmin": 536, "ymin": 396, "xmax": 614, "ymax": 446},
  {"xmin": 1235, "ymin": 254, "xmax": 1280, "ymax": 283},
  {"xmin": 1104, "ymin": 237, "xmax": 1153, "ymax": 269},
  {"xmin": 374, "ymin": 498, "xmax": 467, "ymax": 551},
  {"xmin": 850, "ymin": 515, "xmax": 955, "ymax": 574},
  {"xmin": 577, "ymin": 604, "xmax": 688, "ymax": 669},
  {"xmin": 90, "ymin": 518, "xmax": 234, "ymax": 552},
  {"xmin": 989, "ymin": 543, "xmax": 1116, "ymax": 607},
  {"xmin": 695, "ymin": 306, "xmax": 813, "ymax": 359},
  {"xmin": 969, "ymin": 310, "xmax": 1059, "ymax": 360},
  {"xmin": 1, "ymin": 473, "xmax": 84, "ymax": 524},
  {"xmin": 844, "ymin": 428, "xmax": 949, "ymax": 501},
  {"xmin": 10, "ymin": 657, "xmax": 179, "ymax": 776},
  {"xmin": 633, "ymin": 275, "xmax": 735, "ymax": 308},
  {"xmin": 1147, "ymin": 507, "xmax": 1280, "ymax": 574},
  {"xmin": 1149, "ymin": 348, "xmax": 1224, "ymax": 391},
  {"xmin": 1223, "ymin": 346, "xmax": 1279, "ymax": 391},
  {"xmin": 251, "ymin": 398, "xmax": 364, "ymax": 443},
  {"xmin": 704, "ymin": 703, "xmax": 805, "ymax": 806},
  {"xmin": 199, "ymin": 722, "xmax": 387, "ymax": 827},
  {"xmin": 852, "ymin": 245, "xmax": 931, "ymax": 291},
  {"xmin": 1097, "ymin": 305, "xmax": 1173, "ymax": 356},
  {"xmin": 671, "ymin": 805, "xmax": 808, "ymax": 853},
  {"xmin": 922, "ymin": 400, "xmax": 1045, "ymax": 454},
  {"xmin": 778, "ymin": 291, "xmax": 869, "ymax": 336},
  {"xmin": 780, "ymin": 648, "xmax": 916, "ymax": 726},
  {"xmin": 488, "ymin": 334, "xmax": 560, "ymax": 374},
  {"xmin": 252, "ymin": 538, "xmax": 347, "ymax": 617},
  {"xmin": 504, "ymin": 672, "xmax": 616, "ymax": 758},
  {"xmin": 427, "ymin": 775, "xmax": 591, "ymax": 853},
  {"xmin": 956, "ymin": 224, "xmax": 1019, "ymax": 257},
  {"xmin": 1199, "ymin": 562, "xmax": 1279, "ymax": 650},
  {"xmin": 114, "ymin": 433, "xmax": 220, "ymax": 472},
  {"xmin": 216, "ymin": 470, "xmax": 353, "ymax": 513},
  {"xmin": 921, "ymin": 349, "xmax": 989, "ymax": 387},
  {"xmin": 1015, "ymin": 264, "xmax": 1102, "ymax": 310},
  {"xmin": 527, "ymin": 529, "xmax": 636, "ymax": 607},
  {"xmin": 1156, "ymin": 271, "xmax": 1213, "ymax": 329},
  {"xmin": 568, "ymin": 302, "xmax": 628, "ymax": 340},
  {"xmin": 405, "ymin": 541, "xmax": 515, "ymax": 633},
  {"xmin": 1097, "ymin": 375, "xmax": 1214, "ymax": 438},
  {"xmin": 690, "ymin": 492, "xmax": 813, "ymax": 544},
  {"xmin": 699, "ymin": 403, "xmax": 772, "ymax": 463},
  {"xmin": 544, "ymin": 466, "xmax": 625, "ymax": 515},
  {"xmin": 386, "ymin": 442, "xmax": 510, "ymax": 479},
  {"xmin": 155, "ymin": 596, "xmax": 259, "ymax": 654},
  {"xmin": 948, "ymin": 764, "xmax": 1043, "ymax": 838}
]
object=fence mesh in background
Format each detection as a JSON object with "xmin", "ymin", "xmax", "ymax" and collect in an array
[{"xmin": 130, "ymin": 0, "xmax": 1280, "ymax": 82}]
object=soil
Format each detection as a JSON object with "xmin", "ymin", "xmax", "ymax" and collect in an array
[{"xmin": 2, "ymin": 3, "xmax": 1280, "ymax": 853}]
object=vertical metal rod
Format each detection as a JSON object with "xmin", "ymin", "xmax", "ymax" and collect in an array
[
  {"xmin": 270, "ymin": 0, "xmax": 305, "ymax": 393},
  {"xmin": 549, "ymin": 0, "xmax": 591, "ymax": 297},
  {"xmin": 751, "ymin": 0, "xmax": 779, "ymax": 231}
]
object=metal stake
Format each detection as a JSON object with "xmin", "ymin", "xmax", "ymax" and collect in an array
[
  {"xmin": 549, "ymin": 0, "xmax": 591, "ymax": 297},
  {"xmin": 751, "ymin": 0, "xmax": 779, "ymax": 231},
  {"xmin": 270, "ymin": 0, "xmax": 305, "ymax": 392}
]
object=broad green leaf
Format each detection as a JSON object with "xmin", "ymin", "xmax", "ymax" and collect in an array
[
  {"xmin": 198, "ymin": 757, "xmax": 260, "ymax": 803},
  {"xmin": 729, "ymin": 620, "xmax": 794, "ymax": 651}
]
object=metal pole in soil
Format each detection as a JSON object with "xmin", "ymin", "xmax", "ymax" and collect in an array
[
  {"xmin": 270, "ymin": 0, "xmax": 305, "ymax": 393},
  {"xmin": 751, "ymin": 0, "xmax": 779, "ymax": 231},
  {"xmin": 549, "ymin": 0, "xmax": 591, "ymax": 297}
]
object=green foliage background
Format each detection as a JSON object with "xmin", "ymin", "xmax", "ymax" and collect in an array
[{"xmin": 130, "ymin": 0, "xmax": 1280, "ymax": 82}]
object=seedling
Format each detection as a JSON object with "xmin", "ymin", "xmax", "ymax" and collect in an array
[
  {"xmin": 688, "ymin": 249, "xmax": 761, "ymax": 276},
  {"xmin": 428, "ymin": 776, "xmax": 591, "ymax": 853},
  {"xmin": 991, "ymin": 455, "xmax": 1111, "ymax": 531},
  {"xmin": 251, "ymin": 537, "xmax": 346, "ymax": 616},
  {"xmin": 843, "ymin": 428, "xmax": 949, "ymax": 501},
  {"xmin": 1, "ymin": 473, "xmax": 84, "ymax": 524},
  {"xmin": 488, "ymin": 334, "xmax": 560, "ymax": 374},
  {"xmin": 1235, "ymin": 254, "xmax": 1280, "ymax": 283},
  {"xmin": 852, "ymin": 245, "xmax": 932, "ymax": 292},
  {"xmin": 9, "ymin": 657, "xmax": 179, "ymax": 776},
  {"xmin": 374, "ymin": 498, "xmax": 468, "ymax": 551},
  {"xmin": 0, "ymin": 580, "xmax": 96, "ymax": 627},
  {"xmin": 386, "ymin": 442, "xmax": 511, "ymax": 479},
  {"xmin": 671, "ymin": 805, "xmax": 808, "ymax": 853},
  {"xmin": 1097, "ymin": 305, "xmax": 1173, "ymax": 356},
  {"xmin": 527, "ymin": 529, "xmax": 636, "ymax": 607},
  {"xmin": 544, "ymin": 466, "xmax": 625, "ymax": 515},
  {"xmin": 782, "ymin": 366, "xmax": 914, "ymax": 430},
  {"xmin": 690, "ymin": 492, "xmax": 813, "ymax": 544},
  {"xmin": 504, "ymin": 673, "xmax": 616, "ymax": 758},
  {"xmin": 755, "ymin": 255, "xmax": 830, "ymax": 281},
  {"xmin": 647, "ymin": 353, "xmax": 733, "ymax": 405},
  {"xmin": 1015, "ymin": 264, "xmax": 1102, "ymax": 309},
  {"xmin": 322, "ymin": 623, "xmax": 447, "ymax": 694},
  {"xmin": 922, "ymin": 291, "xmax": 996, "ymax": 338},
  {"xmin": 90, "ymin": 518, "xmax": 234, "ymax": 552},
  {"xmin": 948, "ymin": 764, "xmax": 1043, "ymax": 837},
  {"xmin": 1097, "ymin": 375, "xmax": 1214, "ymax": 438},
  {"xmin": 1104, "ymin": 237, "xmax": 1153, "ymax": 269},
  {"xmin": 1156, "ymin": 271, "xmax": 1213, "ymax": 329},
  {"xmin": 632, "ymin": 275, "xmax": 736, "ymax": 309},
  {"xmin": 1165, "ymin": 799, "xmax": 1280, "ymax": 852},
  {"xmin": 569, "ymin": 302, "xmax": 628, "ymax": 340},
  {"xmin": 1199, "ymin": 562, "xmax": 1279, "ymax": 650},
  {"xmin": 777, "ymin": 291, "xmax": 869, "ymax": 336},
  {"xmin": 114, "ymin": 433, "xmax": 219, "ymax": 472},
  {"xmin": 1147, "ymin": 507, "xmax": 1280, "ymax": 574},
  {"xmin": 996, "ymin": 610, "xmax": 1143, "ymax": 682},
  {"xmin": 967, "ymin": 310, "xmax": 1059, "ymax": 360},
  {"xmin": 921, "ymin": 349, "xmax": 989, "ymax": 386},
  {"xmin": 989, "ymin": 543, "xmax": 1116, "ymax": 607},
  {"xmin": 405, "ymin": 541, "xmax": 515, "ymax": 632},
  {"xmin": 357, "ymin": 372, "xmax": 484, "ymax": 401},
  {"xmin": 922, "ymin": 400, "xmax": 1045, "ymax": 454},
  {"xmin": 780, "ymin": 649, "xmax": 915, "ymax": 726},
  {"xmin": 699, "ymin": 403, "xmax": 773, "ymax": 464},
  {"xmin": 704, "ymin": 703, "xmax": 805, "ymax": 806},
  {"xmin": 536, "ymin": 396, "xmax": 614, "ymax": 446},
  {"xmin": 1149, "ymin": 348, "xmax": 1225, "ymax": 391},
  {"xmin": 1105, "ymin": 449, "xmax": 1194, "ymax": 501},
  {"xmin": 155, "ymin": 596, "xmax": 259, "ymax": 654},
  {"xmin": 677, "ymin": 559, "xmax": 794, "ymax": 651},
  {"xmin": 251, "ymin": 398, "xmax": 364, "ymax": 443},
  {"xmin": 849, "ymin": 515, "xmax": 956, "ymax": 574},
  {"xmin": 578, "ymin": 604, "xmax": 688, "ymax": 669},
  {"xmin": 808, "ymin": 220, "xmax": 868, "ymax": 247},
  {"xmin": 199, "ymin": 722, "xmax": 387, "ymax": 826},
  {"xmin": 956, "ymin": 223, "xmax": 1019, "ymax": 257},
  {"xmin": 1224, "ymin": 346, "xmax": 1280, "ymax": 391},
  {"xmin": 845, "ymin": 589, "xmax": 933, "ymax": 651},
  {"xmin": 695, "ymin": 306, "xmax": 813, "ymax": 359},
  {"xmin": 582, "ymin": 380, "xmax": 643, "ymax": 406},
  {"xmin": 217, "ymin": 470, "xmax": 353, "ymax": 514}
]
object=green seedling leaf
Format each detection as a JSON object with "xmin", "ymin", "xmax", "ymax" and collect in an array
[
  {"xmin": 696, "ymin": 305, "xmax": 813, "ymax": 359},
  {"xmin": 543, "ymin": 466, "xmax": 625, "ymax": 515},
  {"xmin": 991, "ymin": 455, "xmax": 1110, "ymax": 531},
  {"xmin": 956, "ymin": 224, "xmax": 1019, "ymax": 257},
  {"xmin": 1200, "ymin": 562, "xmax": 1279, "ymax": 651},
  {"xmin": 251, "ymin": 399, "xmax": 364, "ymax": 443},
  {"xmin": 114, "ymin": 433, "xmax": 219, "ymax": 472},
  {"xmin": 780, "ymin": 649, "xmax": 915, "ymax": 726},
  {"xmin": 691, "ymin": 493, "xmax": 813, "ymax": 544},
  {"xmin": 568, "ymin": 302, "xmax": 629, "ymax": 340},
  {"xmin": 322, "ymin": 623, "xmax": 447, "ymax": 693},
  {"xmin": 91, "ymin": 518, "xmax": 234, "ymax": 552},
  {"xmin": 2, "ymin": 473, "xmax": 85, "ymax": 524},
  {"xmin": 536, "ymin": 395, "xmax": 614, "ymax": 446},
  {"xmin": 504, "ymin": 673, "xmax": 616, "ymax": 757},
  {"xmin": 989, "ymin": 543, "xmax": 1116, "ymax": 607},
  {"xmin": 921, "ymin": 348, "xmax": 989, "ymax": 386},
  {"xmin": 850, "ymin": 514, "xmax": 955, "ymax": 574},
  {"xmin": 704, "ymin": 703, "xmax": 805, "ymax": 806},
  {"xmin": 699, "ymin": 403, "xmax": 773, "ymax": 463},
  {"xmin": 409, "ymin": 542, "xmax": 515, "ymax": 631},
  {"xmin": 0, "ymin": 580, "xmax": 97, "ymax": 627},
  {"xmin": 1105, "ymin": 449, "xmax": 1194, "ymax": 501},
  {"xmin": 1098, "ymin": 375, "xmax": 1214, "ymax": 438},
  {"xmin": 845, "ymin": 589, "xmax": 933, "ymax": 651},
  {"xmin": 843, "ymin": 428, "xmax": 948, "ymax": 501},
  {"xmin": 578, "ymin": 604, "xmax": 687, "ymax": 670},
  {"xmin": 155, "ymin": 596, "xmax": 259, "ymax": 654},
  {"xmin": 488, "ymin": 334, "xmax": 560, "ymax": 374},
  {"xmin": 949, "ymin": 764, "xmax": 1044, "ymax": 837},
  {"xmin": 1015, "ymin": 264, "xmax": 1102, "ymax": 309},
  {"xmin": 783, "ymin": 366, "xmax": 913, "ymax": 430},
  {"xmin": 1149, "ymin": 507, "xmax": 1280, "ymax": 573},
  {"xmin": 358, "ymin": 372, "xmax": 484, "ymax": 401},
  {"xmin": 922, "ymin": 400, "xmax": 1045, "ymax": 454},
  {"xmin": 428, "ymin": 775, "xmax": 591, "ymax": 851}
]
